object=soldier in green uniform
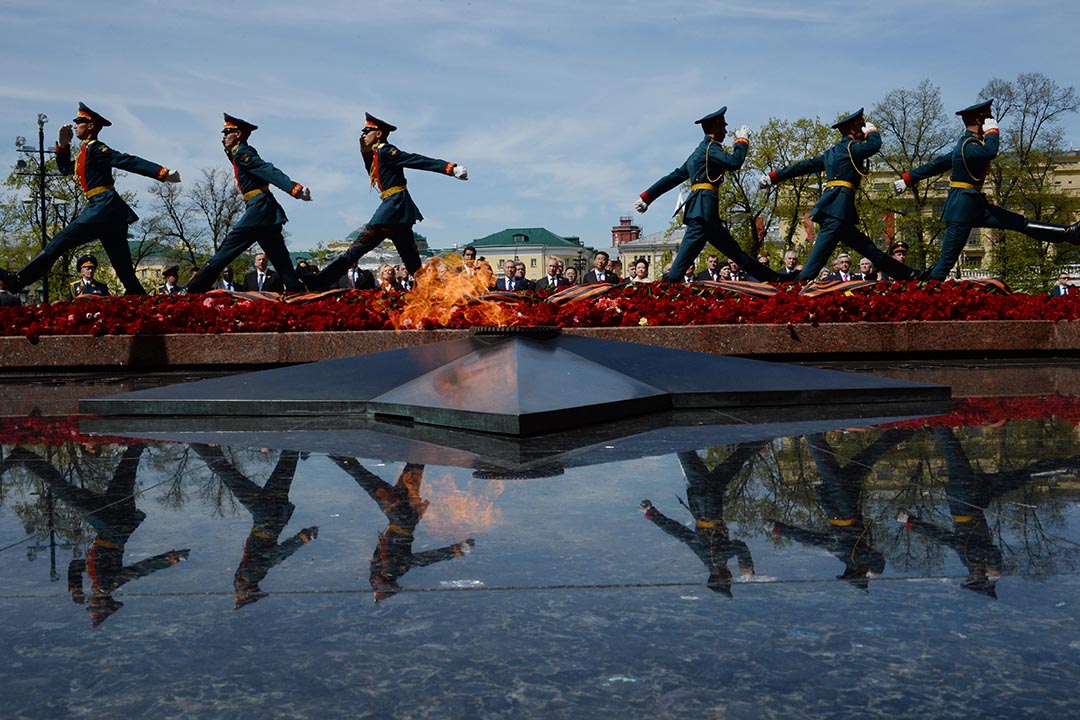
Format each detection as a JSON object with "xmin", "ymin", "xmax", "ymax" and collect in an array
[
  {"xmin": 67, "ymin": 254, "xmax": 110, "ymax": 300},
  {"xmin": 185, "ymin": 114, "xmax": 312, "ymax": 293},
  {"xmin": 760, "ymin": 108, "xmax": 919, "ymax": 283},
  {"xmin": 309, "ymin": 113, "xmax": 468, "ymax": 289},
  {"xmin": 0, "ymin": 103, "xmax": 180, "ymax": 296},
  {"xmin": 894, "ymin": 99, "xmax": 1080, "ymax": 281},
  {"xmin": 635, "ymin": 108, "xmax": 788, "ymax": 283}
]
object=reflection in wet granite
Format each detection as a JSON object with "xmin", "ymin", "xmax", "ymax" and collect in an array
[{"xmin": 1, "ymin": 394, "xmax": 1079, "ymax": 717}]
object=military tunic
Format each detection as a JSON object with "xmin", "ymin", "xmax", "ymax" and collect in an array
[
  {"xmin": 640, "ymin": 136, "xmax": 777, "ymax": 282},
  {"xmin": 186, "ymin": 141, "xmax": 306, "ymax": 293},
  {"xmin": 68, "ymin": 278, "xmax": 110, "ymax": 300},
  {"xmin": 345, "ymin": 143, "xmax": 459, "ymax": 280},
  {"xmin": 769, "ymin": 130, "xmax": 913, "ymax": 282},
  {"xmin": 901, "ymin": 127, "xmax": 1025, "ymax": 280},
  {"xmin": 18, "ymin": 139, "xmax": 171, "ymax": 295}
]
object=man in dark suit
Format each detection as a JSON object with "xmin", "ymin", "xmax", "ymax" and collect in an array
[
  {"xmin": 216, "ymin": 266, "xmax": 240, "ymax": 291},
  {"xmin": 534, "ymin": 257, "xmax": 569, "ymax": 291},
  {"xmin": 0, "ymin": 278, "xmax": 20, "ymax": 306},
  {"xmin": 583, "ymin": 251, "xmax": 618, "ymax": 284},
  {"xmin": 335, "ymin": 261, "xmax": 375, "ymax": 290},
  {"xmin": 695, "ymin": 254, "xmax": 722, "ymax": 282},
  {"xmin": 495, "ymin": 260, "xmax": 517, "ymax": 290},
  {"xmin": 1050, "ymin": 272, "xmax": 1073, "ymax": 297},
  {"xmin": 512, "ymin": 262, "xmax": 534, "ymax": 291},
  {"xmin": 824, "ymin": 253, "xmax": 854, "ymax": 282},
  {"xmin": 243, "ymin": 252, "xmax": 282, "ymax": 292}
]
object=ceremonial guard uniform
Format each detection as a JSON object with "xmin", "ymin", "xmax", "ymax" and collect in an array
[
  {"xmin": 2, "ymin": 444, "xmax": 188, "ymax": 626},
  {"xmin": 640, "ymin": 443, "xmax": 767, "ymax": 596},
  {"xmin": 0, "ymin": 103, "xmax": 179, "ymax": 296},
  {"xmin": 767, "ymin": 430, "xmax": 913, "ymax": 590},
  {"xmin": 311, "ymin": 113, "xmax": 468, "ymax": 289},
  {"xmin": 67, "ymin": 254, "xmax": 110, "ymax": 300},
  {"xmin": 190, "ymin": 445, "xmax": 316, "ymax": 609},
  {"xmin": 899, "ymin": 428, "xmax": 1060, "ymax": 598},
  {"xmin": 761, "ymin": 109, "xmax": 917, "ymax": 283},
  {"xmin": 329, "ymin": 457, "xmax": 473, "ymax": 603},
  {"xmin": 895, "ymin": 100, "xmax": 1080, "ymax": 281},
  {"xmin": 636, "ymin": 108, "xmax": 783, "ymax": 283},
  {"xmin": 186, "ymin": 114, "xmax": 311, "ymax": 293}
]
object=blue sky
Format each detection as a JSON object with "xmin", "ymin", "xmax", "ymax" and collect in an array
[{"xmin": 1, "ymin": 0, "xmax": 1077, "ymax": 253}]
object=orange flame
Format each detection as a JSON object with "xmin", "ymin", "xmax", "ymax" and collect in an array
[
  {"xmin": 392, "ymin": 254, "xmax": 521, "ymax": 330},
  {"xmin": 420, "ymin": 473, "xmax": 505, "ymax": 538}
]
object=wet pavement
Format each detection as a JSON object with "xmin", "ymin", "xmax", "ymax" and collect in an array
[{"xmin": 1, "ymin": 365, "xmax": 1079, "ymax": 718}]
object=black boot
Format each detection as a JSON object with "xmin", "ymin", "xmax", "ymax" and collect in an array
[
  {"xmin": 184, "ymin": 265, "xmax": 221, "ymax": 293},
  {"xmin": 1023, "ymin": 220, "xmax": 1078, "ymax": 245},
  {"xmin": 1067, "ymin": 220, "xmax": 1080, "ymax": 244},
  {"xmin": 0, "ymin": 268, "xmax": 23, "ymax": 292},
  {"xmin": 308, "ymin": 248, "xmax": 360, "ymax": 291}
]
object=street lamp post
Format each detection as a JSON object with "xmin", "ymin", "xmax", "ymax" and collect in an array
[{"xmin": 15, "ymin": 114, "xmax": 59, "ymax": 302}]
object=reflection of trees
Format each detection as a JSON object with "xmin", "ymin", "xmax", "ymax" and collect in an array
[
  {"xmin": 700, "ymin": 418, "xmax": 1080, "ymax": 581},
  {"xmin": 896, "ymin": 427, "xmax": 1080, "ymax": 586},
  {"xmin": 2, "ymin": 444, "xmax": 188, "ymax": 625},
  {"xmin": 3, "ymin": 444, "xmax": 129, "ymax": 565}
]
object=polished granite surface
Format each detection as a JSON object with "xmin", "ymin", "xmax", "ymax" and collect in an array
[{"xmin": 1, "ymin": 365, "xmax": 1079, "ymax": 718}]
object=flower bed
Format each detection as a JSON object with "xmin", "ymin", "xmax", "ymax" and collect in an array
[{"xmin": 0, "ymin": 281, "xmax": 1074, "ymax": 340}]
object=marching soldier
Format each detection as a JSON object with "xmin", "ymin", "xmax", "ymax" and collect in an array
[
  {"xmin": 0, "ymin": 103, "xmax": 180, "ymax": 296},
  {"xmin": 1, "ymin": 444, "xmax": 189, "ymax": 626},
  {"xmin": 185, "ymin": 114, "xmax": 311, "ymax": 293},
  {"xmin": 894, "ymin": 99, "xmax": 1080, "ymax": 280},
  {"xmin": 329, "ymin": 457, "xmax": 474, "ymax": 603},
  {"xmin": 635, "ymin": 108, "xmax": 787, "ymax": 284},
  {"xmin": 190, "ymin": 444, "xmax": 317, "ymax": 610},
  {"xmin": 760, "ymin": 108, "xmax": 919, "ymax": 283},
  {"xmin": 309, "ymin": 113, "xmax": 468, "ymax": 289},
  {"xmin": 153, "ymin": 265, "xmax": 182, "ymax": 295},
  {"xmin": 67, "ymin": 254, "xmax": 110, "ymax": 300},
  {"xmin": 640, "ymin": 443, "xmax": 768, "ymax": 596}
]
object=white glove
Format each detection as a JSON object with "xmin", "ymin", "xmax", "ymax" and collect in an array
[
  {"xmin": 634, "ymin": 198, "xmax": 648, "ymax": 213},
  {"xmin": 164, "ymin": 170, "xmax": 181, "ymax": 183},
  {"xmin": 758, "ymin": 174, "xmax": 773, "ymax": 190},
  {"xmin": 734, "ymin": 124, "xmax": 750, "ymax": 140},
  {"xmin": 893, "ymin": 178, "xmax": 907, "ymax": 195},
  {"xmin": 300, "ymin": 187, "xmax": 312, "ymax": 201},
  {"xmin": 897, "ymin": 512, "xmax": 911, "ymax": 524},
  {"xmin": 639, "ymin": 499, "xmax": 653, "ymax": 513},
  {"xmin": 453, "ymin": 165, "xmax": 468, "ymax": 180},
  {"xmin": 762, "ymin": 521, "xmax": 776, "ymax": 534},
  {"xmin": 861, "ymin": 122, "xmax": 877, "ymax": 134},
  {"xmin": 459, "ymin": 538, "xmax": 475, "ymax": 555},
  {"xmin": 982, "ymin": 117, "xmax": 999, "ymax": 133}
]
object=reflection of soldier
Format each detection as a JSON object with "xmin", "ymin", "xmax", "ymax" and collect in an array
[
  {"xmin": 191, "ymin": 445, "xmax": 317, "ymax": 609},
  {"xmin": 899, "ymin": 428, "xmax": 1049, "ymax": 599},
  {"xmin": 767, "ymin": 430, "xmax": 912, "ymax": 590},
  {"xmin": 1, "ymin": 444, "xmax": 188, "ymax": 626},
  {"xmin": 329, "ymin": 457, "xmax": 474, "ymax": 602},
  {"xmin": 640, "ymin": 442, "xmax": 767, "ymax": 596}
]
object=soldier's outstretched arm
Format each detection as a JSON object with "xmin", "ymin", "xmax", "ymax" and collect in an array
[
  {"xmin": 97, "ymin": 143, "xmax": 177, "ymax": 183},
  {"xmin": 234, "ymin": 147, "xmax": 309, "ymax": 199}
]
